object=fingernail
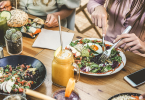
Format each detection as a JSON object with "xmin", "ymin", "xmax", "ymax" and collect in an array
[
  {"xmin": 113, "ymin": 40, "xmax": 115, "ymax": 43},
  {"xmin": 45, "ymin": 21, "xmax": 48, "ymax": 23},
  {"xmin": 139, "ymin": 96, "xmax": 143, "ymax": 99},
  {"xmin": 102, "ymin": 34, "xmax": 105, "ymax": 36}
]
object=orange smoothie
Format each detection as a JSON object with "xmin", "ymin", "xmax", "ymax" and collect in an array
[{"xmin": 52, "ymin": 50, "xmax": 74, "ymax": 87}]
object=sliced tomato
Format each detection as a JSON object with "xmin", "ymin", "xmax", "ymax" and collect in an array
[{"xmin": 19, "ymin": 88, "xmax": 23, "ymax": 92}]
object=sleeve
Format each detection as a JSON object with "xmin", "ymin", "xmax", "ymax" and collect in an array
[
  {"xmin": 56, "ymin": 0, "xmax": 81, "ymax": 9},
  {"xmin": 87, "ymin": 0, "xmax": 106, "ymax": 14}
]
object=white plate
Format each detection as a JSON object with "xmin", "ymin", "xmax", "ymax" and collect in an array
[{"xmin": 66, "ymin": 38, "xmax": 126, "ymax": 76}]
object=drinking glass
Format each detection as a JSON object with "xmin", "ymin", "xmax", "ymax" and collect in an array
[
  {"xmin": 52, "ymin": 49, "xmax": 80, "ymax": 87},
  {"xmin": 52, "ymin": 88, "xmax": 81, "ymax": 100},
  {"xmin": 5, "ymin": 37, "xmax": 23, "ymax": 55},
  {"xmin": 0, "ymin": 17, "xmax": 8, "ymax": 47}
]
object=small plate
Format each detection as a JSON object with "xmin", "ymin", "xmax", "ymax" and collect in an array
[{"xmin": 108, "ymin": 93, "xmax": 141, "ymax": 100}]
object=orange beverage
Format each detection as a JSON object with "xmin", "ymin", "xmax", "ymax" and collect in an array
[{"xmin": 52, "ymin": 49, "xmax": 79, "ymax": 87}]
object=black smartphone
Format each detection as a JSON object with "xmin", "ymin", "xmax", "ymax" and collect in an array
[{"xmin": 124, "ymin": 68, "xmax": 145, "ymax": 87}]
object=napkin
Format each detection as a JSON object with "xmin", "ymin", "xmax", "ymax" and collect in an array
[{"xmin": 32, "ymin": 28, "xmax": 74, "ymax": 50}]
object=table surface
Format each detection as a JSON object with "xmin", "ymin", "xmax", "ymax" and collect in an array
[{"xmin": 1, "ymin": 15, "xmax": 145, "ymax": 100}]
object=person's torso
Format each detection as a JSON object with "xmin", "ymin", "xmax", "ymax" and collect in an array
[
  {"xmin": 18, "ymin": 0, "xmax": 58, "ymax": 17},
  {"xmin": 105, "ymin": 0, "xmax": 145, "ymax": 43}
]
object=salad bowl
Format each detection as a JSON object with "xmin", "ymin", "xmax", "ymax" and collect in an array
[{"xmin": 0, "ymin": 55, "xmax": 46, "ymax": 95}]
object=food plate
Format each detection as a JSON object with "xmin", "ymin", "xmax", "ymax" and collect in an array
[
  {"xmin": 0, "ymin": 55, "xmax": 46, "ymax": 95},
  {"xmin": 66, "ymin": 38, "xmax": 126, "ymax": 76},
  {"xmin": 108, "ymin": 93, "xmax": 141, "ymax": 100}
]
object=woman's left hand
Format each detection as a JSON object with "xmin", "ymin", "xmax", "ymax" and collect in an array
[
  {"xmin": 114, "ymin": 33, "xmax": 145, "ymax": 54},
  {"xmin": 45, "ymin": 14, "xmax": 58, "ymax": 28}
]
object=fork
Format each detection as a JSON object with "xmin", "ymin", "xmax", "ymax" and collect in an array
[
  {"xmin": 99, "ymin": 26, "xmax": 132, "ymax": 63},
  {"xmin": 102, "ymin": 33, "xmax": 105, "ymax": 52}
]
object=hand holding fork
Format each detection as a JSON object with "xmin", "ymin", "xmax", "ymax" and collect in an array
[{"xmin": 99, "ymin": 26, "xmax": 132, "ymax": 63}]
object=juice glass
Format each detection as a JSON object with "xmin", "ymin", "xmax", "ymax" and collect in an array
[
  {"xmin": 52, "ymin": 88, "xmax": 81, "ymax": 100},
  {"xmin": 52, "ymin": 49, "xmax": 80, "ymax": 87},
  {"xmin": 0, "ymin": 17, "xmax": 8, "ymax": 47}
]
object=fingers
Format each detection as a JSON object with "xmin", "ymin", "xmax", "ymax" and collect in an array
[
  {"xmin": 91, "ymin": 15, "xmax": 95, "ymax": 24},
  {"xmin": 139, "ymin": 93, "xmax": 145, "ymax": 99},
  {"xmin": 98, "ymin": 15, "xmax": 101, "ymax": 27},
  {"xmin": 0, "ymin": 1, "xmax": 12, "ymax": 11},
  {"xmin": 115, "ymin": 38, "xmax": 135, "ymax": 48},
  {"xmin": 0, "ymin": 6, "xmax": 11, "ymax": 11},
  {"xmin": 45, "ymin": 14, "xmax": 58, "ymax": 28},
  {"xmin": 0, "ymin": 1, "xmax": 7, "ymax": 8},
  {"xmin": 102, "ymin": 15, "xmax": 107, "ymax": 35}
]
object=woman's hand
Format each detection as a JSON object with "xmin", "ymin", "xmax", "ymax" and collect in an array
[
  {"xmin": 91, "ymin": 5, "xmax": 107, "ymax": 34},
  {"xmin": 114, "ymin": 33, "xmax": 145, "ymax": 54},
  {"xmin": 139, "ymin": 93, "xmax": 145, "ymax": 99},
  {"xmin": 45, "ymin": 14, "xmax": 59, "ymax": 28},
  {"xmin": 0, "ymin": 1, "xmax": 12, "ymax": 11}
]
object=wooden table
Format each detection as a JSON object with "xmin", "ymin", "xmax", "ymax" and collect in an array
[{"xmin": 1, "ymin": 18, "xmax": 145, "ymax": 100}]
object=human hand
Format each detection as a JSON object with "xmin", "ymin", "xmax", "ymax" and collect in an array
[
  {"xmin": 139, "ymin": 93, "xmax": 145, "ymax": 99},
  {"xmin": 0, "ymin": 1, "xmax": 12, "ymax": 11},
  {"xmin": 45, "ymin": 14, "xmax": 59, "ymax": 28},
  {"xmin": 114, "ymin": 33, "xmax": 145, "ymax": 54},
  {"xmin": 91, "ymin": 5, "xmax": 107, "ymax": 35}
]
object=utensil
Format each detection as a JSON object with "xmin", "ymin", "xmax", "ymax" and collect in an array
[
  {"xmin": 0, "ymin": 47, "xmax": 4, "ymax": 58},
  {"xmin": 99, "ymin": 26, "xmax": 132, "ymax": 63},
  {"xmin": 58, "ymin": 15, "xmax": 63, "ymax": 51},
  {"xmin": 102, "ymin": 34, "xmax": 105, "ymax": 52},
  {"xmin": 25, "ymin": 89, "xmax": 56, "ymax": 100},
  {"xmin": 0, "ymin": 55, "xmax": 46, "ymax": 95}
]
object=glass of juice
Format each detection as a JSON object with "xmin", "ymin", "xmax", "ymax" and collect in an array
[
  {"xmin": 52, "ymin": 88, "xmax": 81, "ymax": 100},
  {"xmin": 52, "ymin": 49, "xmax": 80, "ymax": 87},
  {"xmin": 0, "ymin": 17, "xmax": 8, "ymax": 47}
]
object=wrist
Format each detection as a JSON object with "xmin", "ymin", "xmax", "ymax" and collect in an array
[
  {"xmin": 94, "ymin": 5, "xmax": 104, "ymax": 11},
  {"xmin": 139, "ymin": 41, "xmax": 145, "ymax": 54}
]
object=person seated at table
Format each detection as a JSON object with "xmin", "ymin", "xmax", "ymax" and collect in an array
[
  {"xmin": 0, "ymin": 0, "xmax": 80, "ymax": 28},
  {"xmin": 87, "ymin": 0, "xmax": 145, "ymax": 56}
]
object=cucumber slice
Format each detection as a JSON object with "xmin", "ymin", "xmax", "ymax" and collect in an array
[{"xmin": 0, "ymin": 11, "xmax": 11, "ymax": 20}]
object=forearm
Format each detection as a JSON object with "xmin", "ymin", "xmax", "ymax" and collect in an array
[
  {"xmin": 53, "ymin": 6, "xmax": 73, "ymax": 20},
  {"xmin": 87, "ymin": 0, "xmax": 106, "ymax": 14}
]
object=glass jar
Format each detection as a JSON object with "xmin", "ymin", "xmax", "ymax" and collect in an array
[
  {"xmin": 52, "ymin": 88, "xmax": 81, "ymax": 100},
  {"xmin": 0, "ymin": 17, "xmax": 8, "ymax": 47},
  {"xmin": 5, "ymin": 37, "xmax": 23, "ymax": 55},
  {"xmin": 52, "ymin": 49, "xmax": 80, "ymax": 87},
  {"xmin": 3, "ymin": 95, "xmax": 27, "ymax": 100}
]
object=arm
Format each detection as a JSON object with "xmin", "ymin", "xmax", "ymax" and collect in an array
[
  {"xmin": 87, "ymin": 0, "xmax": 107, "ymax": 35},
  {"xmin": 53, "ymin": 6, "xmax": 73, "ymax": 20},
  {"xmin": 87, "ymin": 0, "xmax": 106, "ymax": 14},
  {"xmin": 45, "ymin": 6, "xmax": 73, "ymax": 28}
]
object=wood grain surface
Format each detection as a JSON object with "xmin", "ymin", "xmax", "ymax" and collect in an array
[{"xmin": 1, "ymin": 14, "xmax": 145, "ymax": 100}]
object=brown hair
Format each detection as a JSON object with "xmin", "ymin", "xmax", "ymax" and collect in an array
[{"xmin": 106, "ymin": 0, "xmax": 145, "ymax": 38}]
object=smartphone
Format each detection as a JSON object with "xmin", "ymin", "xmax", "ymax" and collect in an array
[{"xmin": 124, "ymin": 68, "xmax": 145, "ymax": 87}]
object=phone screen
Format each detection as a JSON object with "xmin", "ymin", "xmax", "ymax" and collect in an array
[{"xmin": 127, "ymin": 68, "xmax": 145, "ymax": 85}]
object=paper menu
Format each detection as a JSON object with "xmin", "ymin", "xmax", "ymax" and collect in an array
[{"xmin": 32, "ymin": 28, "xmax": 74, "ymax": 50}]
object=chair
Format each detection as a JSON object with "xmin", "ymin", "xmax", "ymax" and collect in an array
[{"xmin": 75, "ymin": 4, "xmax": 102, "ymax": 38}]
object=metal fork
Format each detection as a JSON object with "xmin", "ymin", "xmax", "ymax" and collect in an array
[
  {"xmin": 102, "ymin": 33, "xmax": 105, "ymax": 52},
  {"xmin": 99, "ymin": 26, "xmax": 132, "ymax": 63}
]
